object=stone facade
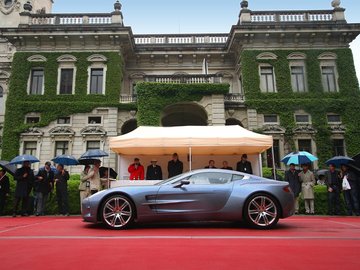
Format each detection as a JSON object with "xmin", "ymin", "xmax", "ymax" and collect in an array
[{"xmin": 0, "ymin": 1, "xmax": 359, "ymax": 172}]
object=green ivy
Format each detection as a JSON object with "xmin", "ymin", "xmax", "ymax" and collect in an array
[
  {"xmin": 242, "ymin": 49, "xmax": 360, "ymax": 165},
  {"xmin": 1, "ymin": 51, "xmax": 137, "ymax": 161},
  {"xmin": 136, "ymin": 82, "xmax": 230, "ymax": 126}
]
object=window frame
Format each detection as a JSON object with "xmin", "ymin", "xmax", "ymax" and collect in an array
[
  {"xmin": 295, "ymin": 114, "xmax": 311, "ymax": 124},
  {"xmin": 28, "ymin": 68, "xmax": 45, "ymax": 95},
  {"xmin": 57, "ymin": 67, "xmax": 76, "ymax": 95},
  {"xmin": 88, "ymin": 116, "xmax": 102, "ymax": 126},
  {"xmin": 54, "ymin": 141, "xmax": 69, "ymax": 156},
  {"xmin": 259, "ymin": 64, "xmax": 277, "ymax": 93},
  {"xmin": 327, "ymin": 114, "xmax": 342, "ymax": 124},
  {"xmin": 263, "ymin": 114, "xmax": 279, "ymax": 124},
  {"xmin": 290, "ymin": 64, "xmax": 307, "ymax": 93},
  {"xmin": 321, "ymin": 65, "xmax": 338, "ymax": 93},
  {"xmin": 86, "ymin": 140, "xmax": 101, "ymax": 151},
  {"xmin": 57, "ymin": 117, "xmax": 72, "ymax": 126},
  {"xmin": 87, "ymin": 65, "xmax": 107, "ymax": 95},
  {"xmin": 23, "ymin": 141, "xmax": 38, "ymax": 156},
  {"xmin": 25, "ymin": 116, "xmax": 40, "ymax": 124}
]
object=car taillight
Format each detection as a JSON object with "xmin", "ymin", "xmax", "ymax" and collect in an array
[{"xmin": 283, "ymin": 186, "xmax": 292, "ymax": 193}]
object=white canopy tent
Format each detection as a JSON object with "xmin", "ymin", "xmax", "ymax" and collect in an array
[{"xmin": 109, "ymin": 126, "xmax": 273, "ymax": 179}]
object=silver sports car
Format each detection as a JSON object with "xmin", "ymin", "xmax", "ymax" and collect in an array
[{"xmin": 82, "ymin": 169, "xmax": 295, "ymax": 229}]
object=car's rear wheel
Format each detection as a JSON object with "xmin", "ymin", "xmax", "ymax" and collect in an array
[
  {"xmin": 244, "ymin": 194, "xmax": 280, "ymax": 229},
  {"xmin": 101, "ymin": 195, "xmax": 135, "ymax": 229}
]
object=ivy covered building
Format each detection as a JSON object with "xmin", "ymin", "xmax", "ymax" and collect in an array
[{"xmin": 0, "ymin": 0, "xmax": 359, "ymax": 173}]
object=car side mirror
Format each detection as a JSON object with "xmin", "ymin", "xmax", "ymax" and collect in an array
[{"xmin": 174, "ymin": 180, "xmax": 190, "ymax": 188}]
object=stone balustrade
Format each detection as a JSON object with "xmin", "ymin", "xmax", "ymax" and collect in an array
[
  {"xmin": 134, "ymin": 35, "xmax": 228, "ymax": 45},
  {"xmin": 249, "ymin": 10, "xmax": 334, "ymax": 23},
  {"xmin": 145, "ymin": 74, "xmax": 223, "ymax": 84}
]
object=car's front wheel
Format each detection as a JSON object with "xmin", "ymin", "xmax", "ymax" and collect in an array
[
  {"xmin": 244, "ymin": 194, "xmax": 280, "ymax": 229},
  {"xmin": 101, "ymin": 195, "xmax": 135, "ymax": 229}
]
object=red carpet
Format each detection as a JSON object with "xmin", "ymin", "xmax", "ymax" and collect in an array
[{"xmin": 0, "ymin": 216, "xmax": 360, "ymax": 270}]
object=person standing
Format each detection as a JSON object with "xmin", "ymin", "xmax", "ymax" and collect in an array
[
  {"xmin": 325, "ymin": 164, "xmax": 342, "ymax": 215},
  {"xmin": 340, "ymin": 164, "xmax": 360, "ymax": 216},
  {"xmin": 128, "ymin": 158, "xmax": 145, "ymax": 180},
  {"xmin": 205, "ymin": 160, "xmax": 216, "ymax": 169},
  {"xmin": 88, "ymin": 160, "xmax": 101, "ymax": 194},
  {"xmin": 54, "ymin": 164, "xmax": 70, "ymax": 216},
  {"xmin": 285, "ymin": 163, "xmax": 301, "ymax": 214},
  {"xmin": 0, "ymin": 170, "xmax": 10, "ymax": 216},
  {"xmin": 35, "ymin": 161, "xmax": 54, "ymax": 216},
  {"xmin": 236, "ymin": 154, "xmax": 253, "ymax": 174},
  {"xmin": 146, "ymin": 159, "xmax": 163, "ymax": 180},
  {"xmin": 168, "ymin": 153, "xmax": 183, "ymax": 178},
  {"xmin": 13, "ymin": 161, "xmax": 35, "ymax": 217},
  {"xmin": 221, "ymin": 161, "xmax": 233, "ymax": 170},
  {"xmin": 79, "ymin": 165, "xmax": 91, "ymax": 212},
  {"xmin": 299, "ymin": 164, "xmax": 316, "ymax": 214}
]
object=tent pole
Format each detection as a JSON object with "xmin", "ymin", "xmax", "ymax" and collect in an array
[
  {"xmin": 271, "ymin": 146, "xmax": 277, "ymax": 180},
  {"xmin": 108, "ymin": 142, "xmax": 111, "ymax": 189},
  {"xmin": 189, "ymin": 147, "xmax": 192, "ymax": 171}
]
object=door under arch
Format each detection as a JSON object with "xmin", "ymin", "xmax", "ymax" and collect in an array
[{"xmin": 161, "ymin": 103, "xmax": 208, "ymax": 127}]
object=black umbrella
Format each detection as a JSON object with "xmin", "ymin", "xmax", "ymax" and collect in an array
[
  {"xmin": 78, "ymin": 158, "xmax": 101, "ymax": 165},
  {"xmin": 99, "ymin": 167, "xmax": 118, "ymax": 179},
  {"xmin": 0, "ymin": 160, "xmax": 17, "ymax": 176}
]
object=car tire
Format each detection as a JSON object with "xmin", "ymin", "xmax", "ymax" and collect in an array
[
  {"xmin": 244, "ymin": 193, "xmax": 280, "ymax": 229},
  {"xmin": 101, "ymin": 195, "xmax": 135, "ymax": 230}
]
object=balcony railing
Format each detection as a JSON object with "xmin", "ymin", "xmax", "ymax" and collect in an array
[
  {"xmin": 25, "ymin": 13, "xmax": 114, "ymax": 26},
  {"xmin": 134, "ymin": 35, "xmax": 228, "ymax": 45},
  {"xmin": 144, "ymin": 74, "xmax": 223, "ymax": 84},
  {"xmin": 224, "ymin": 94, "xmax": 245, "ymax": 103},
  {"xmin": 120, "ymin": 95, "xmax": 137, "ymax": 103},
  {"xmin": 250, "ymin": 10, "xmax": 333, "ymax": 23}
]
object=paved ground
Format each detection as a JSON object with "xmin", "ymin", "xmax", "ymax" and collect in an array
[{"xmin": 0, "ymin": 216, "xmax": 359, "ymax": 270}]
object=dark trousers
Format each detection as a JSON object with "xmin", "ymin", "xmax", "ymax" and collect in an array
[
  {"xmin": 0, "ymin": 193, "xmax": 6, "ymax": 215},
  {"xmin": 13, "ymin": 196, "xmax": 29, "ymax": 215},
  {"xmin": 344, "ymin": 189, "xmax": 360, "ymax": 216},
  {"xmin": 56, "ymin": 187, "xmax": 69, "ymax": 215},
  {"xmin": 327, "ymin": 190, "xmax": 340, "ymax": 215}
]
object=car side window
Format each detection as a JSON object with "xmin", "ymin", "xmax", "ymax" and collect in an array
[
  {"xmin": 232, "ymin": 174, "xmax": 244, "ymax": 181},
  {"xmin": 188, "ymin": 172, "xmax": 232, "ymax": 185}
]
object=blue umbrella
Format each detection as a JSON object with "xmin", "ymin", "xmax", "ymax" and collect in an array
[
  {"xmin": 9, "ymin": 154, "xmax": 40, "ymax": 165},
  {"xmin": 52, "ymin": 155, "xmax": 79, "ymax": 166},
  {"xmin": 325, "ymin": 156, "xmax": 354, "ymax": 167},
  {"xmin": 281, "ymin": 151, "xmax": 318, "ymax": 165},
  {"xmin": 80, "ymin": 149, "xmax": 108, "ymax": 159}
]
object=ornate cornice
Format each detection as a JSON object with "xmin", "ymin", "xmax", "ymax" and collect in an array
[{"xmin": 293, "ymin": 124, "xmax": 317, "ymax": 134}]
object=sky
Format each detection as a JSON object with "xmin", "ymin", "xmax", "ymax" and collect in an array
[{"xmin": 52, "ymin": 0, "xmax": 360, "ymax": 80}]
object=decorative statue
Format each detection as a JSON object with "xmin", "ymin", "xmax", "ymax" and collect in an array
[{"xmin": 331, "ymin": 0, "xmax": 341, "ymax": 8}]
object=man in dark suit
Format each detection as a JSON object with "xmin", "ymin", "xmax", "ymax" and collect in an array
[
  {"xmin": 146, "ymin": 159, "xmax": 163, "ymax": 180},
  {"xmin": 236, "ymin": 154, "xmax": 253, "ymax": 174},
  {"xmin": 35, "ymin": 161, "xmax": 54, "ymax": 216},
  {"xmin": 13, "ymin": 161, "xmax": 35, "ymax": 217},
  {"xmin": 285, "ymin": 163, "xmax": 301, "ymax": 214},
  {"xmin": 205, "ymin": 160, "xmax": 216, "ymax": 169},
  {"xmin": 168, "ymin": 153, "xmax": 183, "ymax": 178},
  {"xmin": 0, "ymin": 170, "xmax": 10, "ymax": 216},
  {"xmin": 55, "ymin": 164, "xmax": 70, "ymax": 216},
  {"xmin": 325, "ymin": 163, "xmax": 341, "ymax": 215}
]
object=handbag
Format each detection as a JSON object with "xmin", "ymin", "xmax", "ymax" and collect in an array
[{"xmin": 342, "ymin": 175, "xmax": 351, "ymax": 191}]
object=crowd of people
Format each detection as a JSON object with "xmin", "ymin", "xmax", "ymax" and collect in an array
[
  {"xmin": 285, "ymin": 163, "xmax": 360, "ymax": 216},
  {"xmin": 127, "ymin": 153, "xmax": 253, "ymax": 180},
  {"xmin": 0, "ymin": 159, "xmax": 111, "ymax": 217},
  {"xmin": 1, "ymin": 152, "xmax": 359, "ymax": 217}
]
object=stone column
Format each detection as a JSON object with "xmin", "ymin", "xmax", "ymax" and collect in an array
[{"xmin": 211, "ymin": 95, "xmax": 226, "ymax": 126}]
